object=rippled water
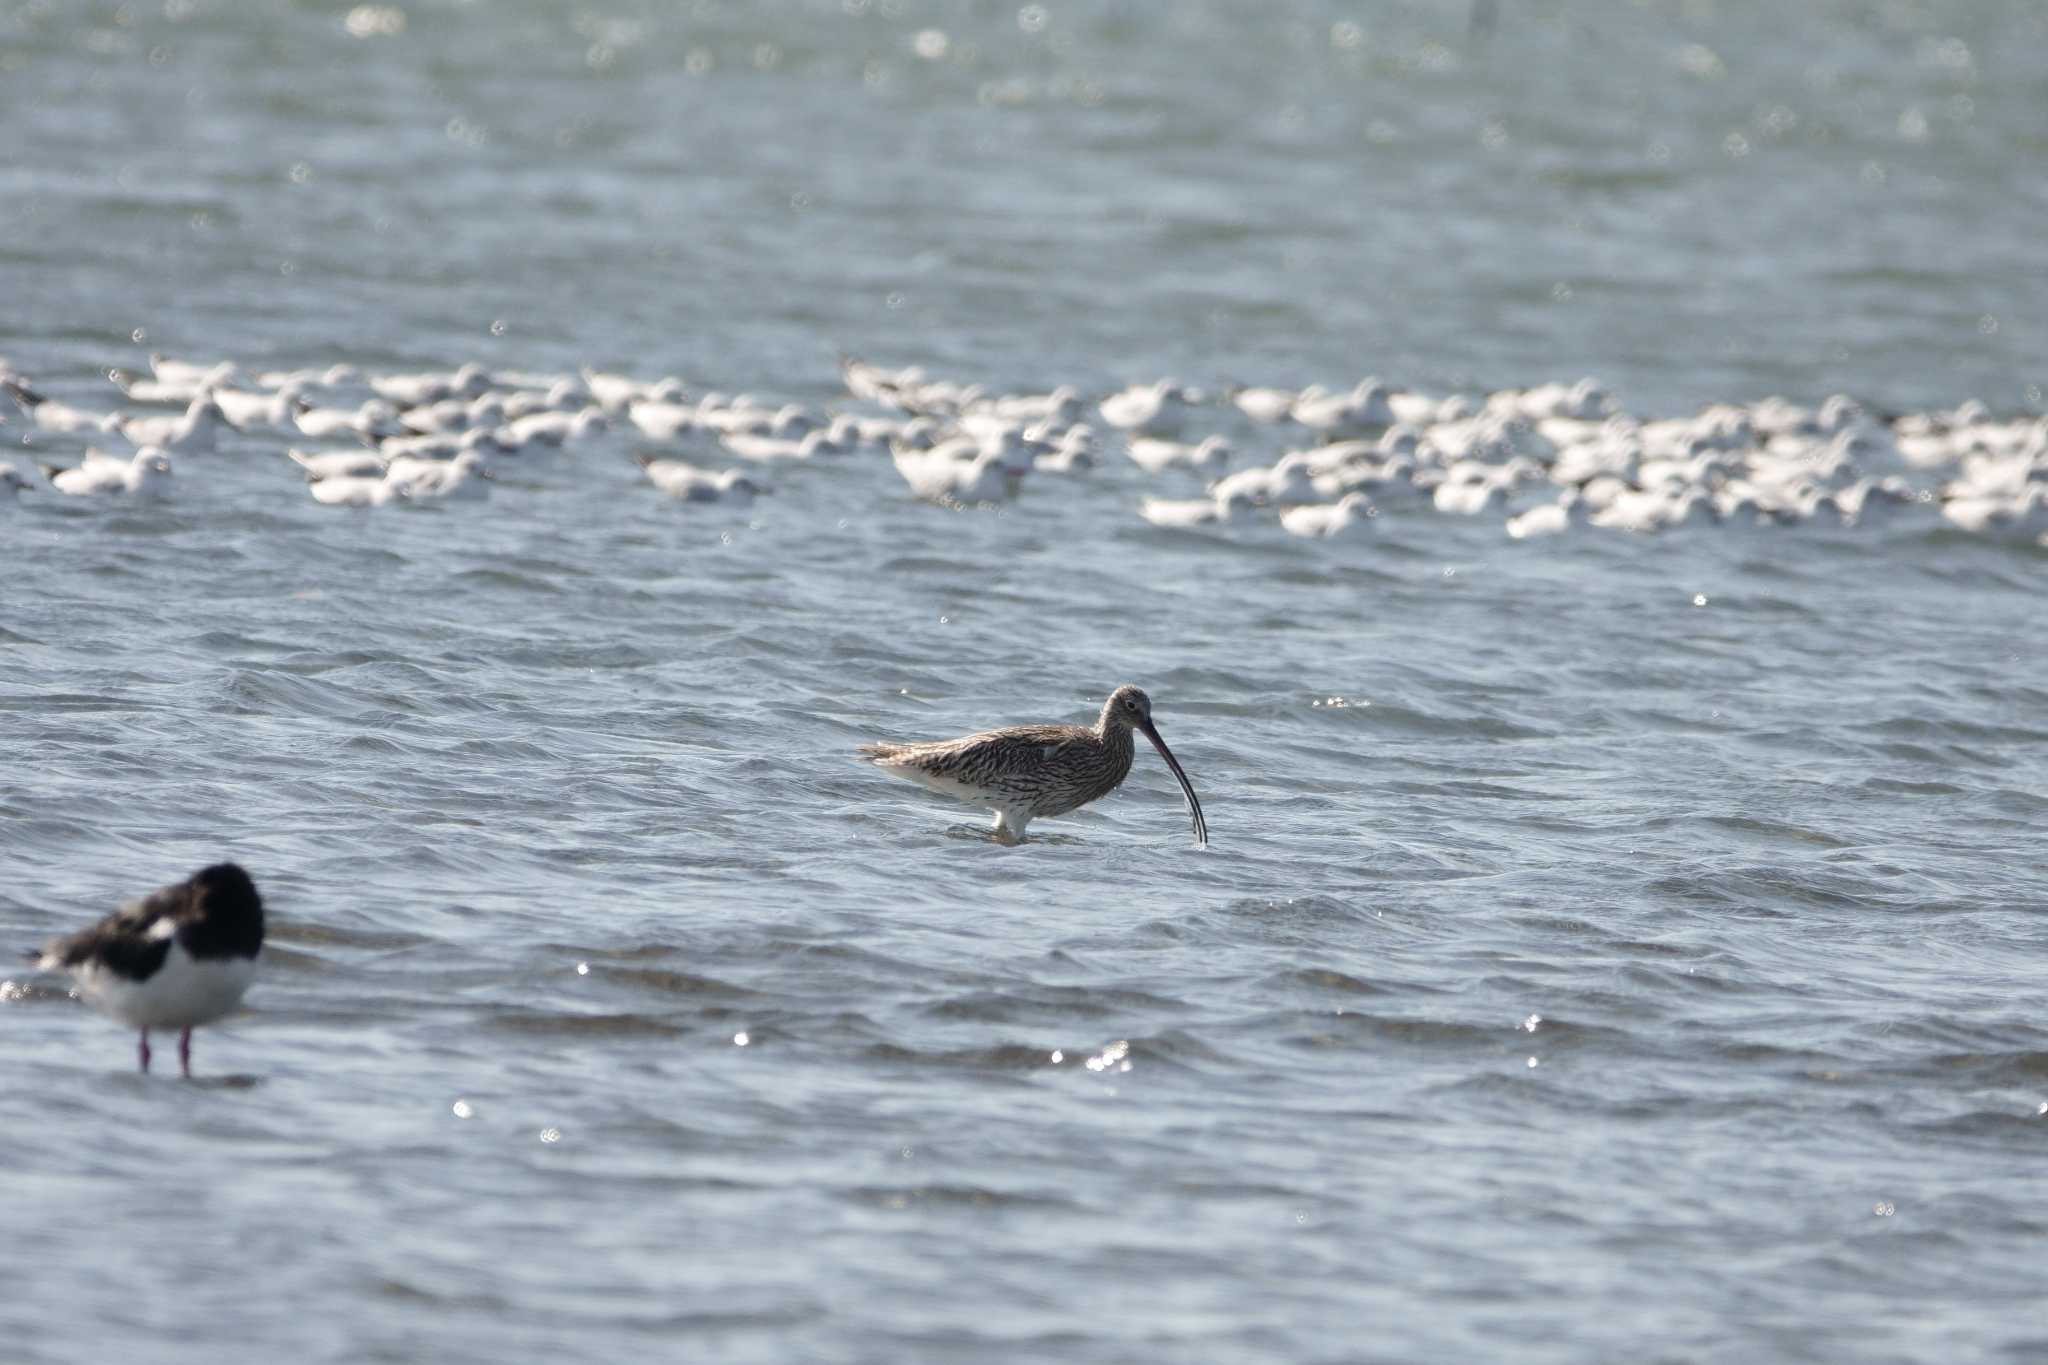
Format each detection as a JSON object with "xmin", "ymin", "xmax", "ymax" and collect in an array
[{"xmin": 5, "ymin": 3, "xmax": 2047, "ymax": 1362}]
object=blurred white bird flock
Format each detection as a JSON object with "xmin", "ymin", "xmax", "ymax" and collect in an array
[{"xmin": 2, "ymin": 351, "xmax": 2043, "ymax": 542}]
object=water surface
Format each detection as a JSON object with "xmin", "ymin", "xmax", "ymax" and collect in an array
[{"xmin": 4, "ymin": 3, "xmax": 2046, "ymax": 1362}]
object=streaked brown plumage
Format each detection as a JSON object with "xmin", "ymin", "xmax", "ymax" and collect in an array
[{"xmin": 860, "ymin": 684, "xmax": 1207, "ymax": 846}]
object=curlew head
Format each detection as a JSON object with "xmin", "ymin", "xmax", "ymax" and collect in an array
[
  {"xmin": 1100, "ymin": 684, "xmax": 1153, "ymax": 731},
  {"xmin": 1100, "ymin": 685, "xmax": 1207, "ymax": 846}
]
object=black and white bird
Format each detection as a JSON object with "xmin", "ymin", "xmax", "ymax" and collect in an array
[{"xmin": 30, "ymin": 863, "xmax": 265, "ymax": 1076}]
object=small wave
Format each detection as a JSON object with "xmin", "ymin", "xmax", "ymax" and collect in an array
[
  {"xmin": 217, "ymin": 668, "xmax": 362, "ymax": 719},
  {"xmin": 839, "ymin": 1182, "xmax": 1080, "ymax": 1211},
  {"xmin": 604, "ymin": 966, "xmax": 763, "ymax": 1002},
  {"xmin": 188, "ymin": 629, "xmax": 297, "ymax": 655},
  {"xmin": 863, "ymin": 1041, "xmax": 1057, "ymax": 1072},
  {"xmin": 919, "ymin": 984, "xmax": 1184, "ymax": 1023},
  {"xmin": 1857, "ymin": 777, "xmax": 1965, "ymax": 796},
  {"xmin": 1257, "ymin": 967, "xmax": 1391, "ymax": 998},
  {"xmin": 450, "ymin": 568, "xmax": 562, "ymax": 594},
  {"xmin": 481, "ymin": 1009, "xmax": 681, "ymax": 1038}
]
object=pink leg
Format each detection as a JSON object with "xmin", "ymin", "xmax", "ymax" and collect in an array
[
  {"xmin": 178, "ymin": 1028, "xmax": 193, "ymax": 1078},
  {"xmin": 138, "ymin": 1029, "xmax": 151, "ymax": 1073}
]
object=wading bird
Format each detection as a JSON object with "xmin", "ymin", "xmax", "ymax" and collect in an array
[
  {"xmin": 861, "ymin": 685, "xmax": 1207, "ymax": 846},
  {"xmin": 29, "ymin": 863, "xmax": 265, "ymax": 1076}
]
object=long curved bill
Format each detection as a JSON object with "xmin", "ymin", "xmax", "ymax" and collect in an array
[{"xmin": 1137, "ymin": 719, "xmax": 1208, "ymax": 847}]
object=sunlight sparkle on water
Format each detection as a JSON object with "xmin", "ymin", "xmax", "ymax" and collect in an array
[{"xmin": 1085, "ymin": 1040, "xmax": 1130, "ymax": 1073}]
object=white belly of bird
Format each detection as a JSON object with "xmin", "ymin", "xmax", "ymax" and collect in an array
[
  {"xmin": 72, "ymin": 944, "xmax": 258, "ymax": 1030},
  {"xmin": 881, "ymin": 760, "xmax": 1036, "ymax": 837},
  {"xmin": 880, "ymin": 760, "xmax": 1007, "ymax": 809}
]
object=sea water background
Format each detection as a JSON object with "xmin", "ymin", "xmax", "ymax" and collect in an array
[{"xmin": 3, "ymin": 2, "xmax": 2046, "ymax": 1361}]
